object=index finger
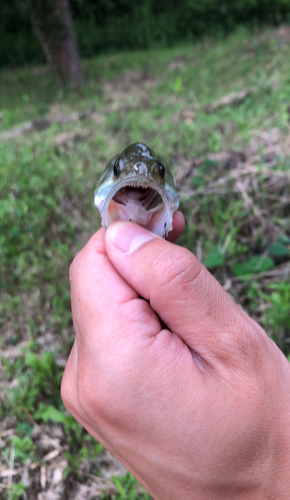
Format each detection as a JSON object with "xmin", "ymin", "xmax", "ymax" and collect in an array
[{"xmin": 69, "ymin": 228, "xmax": 162, "ymax": 356}]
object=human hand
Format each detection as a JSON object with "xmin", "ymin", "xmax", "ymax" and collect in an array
[{"xmin": 62, "ymin": 214, "xmax": 290, "ymax": 500}]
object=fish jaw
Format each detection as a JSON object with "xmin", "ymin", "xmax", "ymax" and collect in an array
[{"xmin": 94, "ymin": 177, "xmax": 179, "ymax": 238}]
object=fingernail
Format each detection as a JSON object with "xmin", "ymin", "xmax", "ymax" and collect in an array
[{"xmin": 107, "ymin": 222, "xmax": 158, "ymax": 254}]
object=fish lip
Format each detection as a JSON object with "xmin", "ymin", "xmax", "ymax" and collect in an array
[{"xmin": 94, "ymin": 176, "xmax": 177, "ymax": 215}]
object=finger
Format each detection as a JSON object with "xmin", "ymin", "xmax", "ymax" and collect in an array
[
  {"xmin": 167, "ymin": 211, "xmax": 185, "ymax": 242},
  {"xmin": 69, "ymin": 228, "xmax": 161, "ymax": 354},
  {"xmin": 105, "ymin": 221, "xmax": 267, "ymax": 365}
]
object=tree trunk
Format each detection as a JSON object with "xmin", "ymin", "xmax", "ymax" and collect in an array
[{"xmin": 30, "ymin": 0, "xmax": 83, "ymax": 85}]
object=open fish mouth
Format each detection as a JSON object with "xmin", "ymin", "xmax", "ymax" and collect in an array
[
  {"xmin": 94, "ymin": 143, "xmax": 179, "ymax": 238},
  {"xmin": 97, "ymin": 178, "xmax": 173, "ymax": 237}
]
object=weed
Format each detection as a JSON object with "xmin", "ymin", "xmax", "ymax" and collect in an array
[
  {"xmin": 261, "ymin": 282, "xmax": 290, "ymax": 351},
  {"xmin": 6, "ymin": 482, "xmax": 27, "ymax": 500},
  {"xmin": 101, "ymin": 472, "xmax": 152, "ymax": 500}
]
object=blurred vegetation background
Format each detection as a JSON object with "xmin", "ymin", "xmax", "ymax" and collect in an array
[
  {"xmin": 1, "ymin": 0, "xmax": 290, "ymax": 68},
  {"xmin": 1, "ymin": 1, "xmax": 290, "ymax": 499}
]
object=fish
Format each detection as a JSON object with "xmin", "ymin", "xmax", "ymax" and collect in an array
[{"xmin": 94, "ymin": 142, "xmax": 179, "ymax": 238}]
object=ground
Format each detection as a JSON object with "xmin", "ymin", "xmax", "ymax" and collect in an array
[{"xmin": 0, "ymin": 24, "xmax": 290, "ymax": 500}]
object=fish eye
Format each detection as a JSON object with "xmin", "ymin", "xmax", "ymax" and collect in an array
[
  {"xmin": 158, "ymin": 163, "xmax": 165, "ymax": 179},
  {"xmin": 113, "ymin": 159, "xmax": 120, "ymax": 178}
]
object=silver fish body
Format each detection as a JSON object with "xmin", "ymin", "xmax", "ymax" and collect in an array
[{"xmin": 94, "ymin": 142, "xmax": 179, "ymax": 238}]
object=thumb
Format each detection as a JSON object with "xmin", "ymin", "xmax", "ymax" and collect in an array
[{"xmin": 105, "ymin": 221, "xmax": 265, "ymax": 364}]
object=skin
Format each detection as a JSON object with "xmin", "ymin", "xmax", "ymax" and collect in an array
[{"xmin": 62, "ymin": 213, "xmax": 290, "ymax": 500}]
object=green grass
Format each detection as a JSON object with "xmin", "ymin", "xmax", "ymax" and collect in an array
[{"xmin": 1, "ymin": 25, "xmax": 290, "ymax": 499}]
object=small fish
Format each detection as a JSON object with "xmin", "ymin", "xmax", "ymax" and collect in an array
[{"xmin": 94, "ymin": 142, "xmax": 179, "ymax": 238}]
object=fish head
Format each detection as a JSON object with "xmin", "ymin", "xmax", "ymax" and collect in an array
[{"xmin": 94, "ymin": 142, "xmax": 179, "ymax": 238}]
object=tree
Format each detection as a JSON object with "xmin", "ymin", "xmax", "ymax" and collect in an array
[{"xmin": 30, "ymin": 0, "xmax": 83, "ymax": 84}]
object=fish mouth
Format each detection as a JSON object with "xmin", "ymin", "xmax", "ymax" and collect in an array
[
  {"xmin": 114, "ymin": 185, "xmax": 162, "ymax": 211},
  {"xmin": 97, "ymin": 178, "xmax": 174, "ymax": 237}
]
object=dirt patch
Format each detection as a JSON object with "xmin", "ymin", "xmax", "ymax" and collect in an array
[
  {"xmin": 204, "ymin": 89, "xmax": 254, "ymax": 114},
  {"xmin": 168, "ymin": 55, "xmax": 188, "ymax": 71},
  {"xmin": 275, "ymin": 25, "xmax": 290, "ymax": 43}
]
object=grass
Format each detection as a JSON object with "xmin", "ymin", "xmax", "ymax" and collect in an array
[{"xmin": 1, "ymin": 24, "xmax": 290, "ymax": 499}]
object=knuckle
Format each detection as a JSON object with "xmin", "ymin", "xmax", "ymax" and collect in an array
[
  {"xmin": 77, "ymin": 368, "xmax": 124, "ymax": 422},
  {"xmin": 77, "ymin": 374, "xmax": 99, "ymax": 412},
  {"xmin": 154, "ymin": 247, "xmax": 203, "ymax": 292},
  {"xmin": 69, "ymin": 249, "xmax": 82, "ymax": 282},
  {"xmin": 61, "ymin": 368, "xmax": 76, "ymax": 415},
  {"xmin": 76, "ymin": 346, "xmax": 142, "ymax": 423}
]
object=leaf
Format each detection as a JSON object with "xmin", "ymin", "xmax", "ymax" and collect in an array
[
  {"xmin": 24, "ymin": 351, "xmax": 41, "ymax": 369},
  {"xmin": 232, "ymin": 256, "xmax": 274, "ymax": 277},
  {"xmin": 203, "ymin": 245, "xmax": 225, "ymax": 268},
  {"xmin": 268, "ymin": 242, "xmax": 290, "ymax": 258},
  {"xmin": 278, "ymin": 234, "xmax": 290, "ymax": 245},
  {"xmin": 191, "ymin": 175, "xmax": 205, "ymax": 187},
  {"xmin": 199, "ymin": 159, "xmax": 219, "ymax": 171},
  {"xmin": 268, "ymin": 234, "xmax": 290, "ymax": 258},
  {"xmin": 111, "ymin": 477, "xmax": 127, "ymax": 498},
  {"xmin": 17, "ymin": 422, "xmax": 34, "ymax": 437},
  {"xmin": 170, "ymin": 76, "xmax": 182, "ymax": 93},
  {"xmin": 34, "ymin": 404, "xmax": 69, "ymax": 424}
]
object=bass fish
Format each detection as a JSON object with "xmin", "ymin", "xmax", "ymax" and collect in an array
[{"xmin": 94, "ymin": 142, "xmax": 179, "ymax": 238}]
